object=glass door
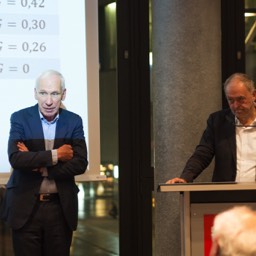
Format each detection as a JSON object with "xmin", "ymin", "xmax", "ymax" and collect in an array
[{"xmin": 245, "ymin": 0, "xmax": 256, "ymax": 81}]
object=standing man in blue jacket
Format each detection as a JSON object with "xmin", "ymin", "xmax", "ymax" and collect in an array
[{"xmin": 0, "ymin": 70, "xmax": 88, "ymax": 256}]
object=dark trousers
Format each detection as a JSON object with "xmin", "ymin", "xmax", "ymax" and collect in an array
[{"xmin": 12, "ymin": 200, "xmax": 72, "ymax": 256}]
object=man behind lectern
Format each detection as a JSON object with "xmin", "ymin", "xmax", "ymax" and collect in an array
[{"xmin": 166, "ymin": 73, "xmax": 256, "ymax": 184}]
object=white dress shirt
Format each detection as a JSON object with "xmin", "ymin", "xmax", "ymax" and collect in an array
[
  {"xmin": 235, "ymin": 117, "xmax": 256, "ymax": 182},
  {"xmin": 39, "ymin": 111, "xmax": 59, "ymax": 193}
]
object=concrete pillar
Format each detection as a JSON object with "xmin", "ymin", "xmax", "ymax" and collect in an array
[{"xmin": 152, "ymin": 0, "xmax": 222, "ymax": 255}]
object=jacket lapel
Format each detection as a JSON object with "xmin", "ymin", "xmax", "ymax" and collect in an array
[{"xmin": 224, "ymin": 111, "xmax": 236, "ymax": 163}]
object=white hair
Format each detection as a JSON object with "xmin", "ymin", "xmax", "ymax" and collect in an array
[
  {"xmin": 35, "ymin": 70, "xmax": 65, "ymax": 91},
  {"xmin": 212, "ymin": 206, "xmax": 256, "ymax": 256}
]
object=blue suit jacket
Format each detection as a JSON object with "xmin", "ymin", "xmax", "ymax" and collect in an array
[
  {"xmin": 180, "ymin": 108, "xmax": 237, "ymax": 182},
  {"xmin": 1, "ymin": 104, "xmax": 88, "ymax": 230}
]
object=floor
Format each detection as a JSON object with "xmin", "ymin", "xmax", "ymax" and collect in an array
[{"xmin": 0, "ymin": 181, "xmax": 119, "ymax": 256}]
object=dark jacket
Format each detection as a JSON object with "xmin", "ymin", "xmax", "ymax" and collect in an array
[
  {"xmin": 0, "ymin": 104, "xmax": 88, "ymax": 230},
  {"xmin": 180, "ymin": 108, "xmax": 237, "ymax": 182}
]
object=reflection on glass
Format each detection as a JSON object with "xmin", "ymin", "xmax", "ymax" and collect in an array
[
  {"xmin": 72, "ymin": 180, "xmax": 119, "ymax": 255},
  {"xmin": 245, "ymin": 0, "xmax": 256, "ymax": 81},
  {"xmin": 78, "ymin": 183, "xmax": 85, "ymax": 219}
]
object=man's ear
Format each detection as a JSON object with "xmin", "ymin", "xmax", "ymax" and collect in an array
[
  {"xmin": 61, "ymin": 89, "xmax": 66, "ymax": 101},
  {"xmin": 34, "ymin": 88, "xmax": 38, "ymax": 100},
  {"xmin": 253, "ymin": 89, "xmax": 256, "ymax": 101}
]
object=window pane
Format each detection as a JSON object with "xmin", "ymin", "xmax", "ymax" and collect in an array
[{"xmin": 245, "ymin": 0, "xmax": 256, "ymax": 81}]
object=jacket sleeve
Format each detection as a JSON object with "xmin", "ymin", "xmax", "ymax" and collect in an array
[
  {"xmin": 47, "ymin": 116, "xmax": 88, "ymax": 180},
  {"xmin": 8, "ymin": 112, "xmax": 53, "ymax": 170},
  {"xmin": 180, "ymin": 114, "xmax": 216, "ymax": 182}
]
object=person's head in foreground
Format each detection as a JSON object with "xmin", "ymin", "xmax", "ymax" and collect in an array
[{"xmin": 210, "ymin": 206, "xmax": 256, "ymax": 256}]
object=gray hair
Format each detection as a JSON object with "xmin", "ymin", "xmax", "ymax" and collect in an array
[
  {"xmin": 35, "ymin": 70, "xmax": 66, "ymax": 91},
  {"xmin": 224, "ymin": 73, "xmax": 255, "ymax": 93}
]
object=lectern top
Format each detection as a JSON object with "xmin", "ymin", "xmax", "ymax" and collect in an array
[{"xmin": 158, "ymin": 182, "xmax": 256, "ymax": 192}]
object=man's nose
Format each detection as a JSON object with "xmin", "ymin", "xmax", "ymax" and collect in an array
[
  {"xmin": 45, "ymin": 95, "xmax": 53, "ymax": 104},
  {"xmin": 233, "ymin": 100, "xmax": 242, "ymax": 108}
]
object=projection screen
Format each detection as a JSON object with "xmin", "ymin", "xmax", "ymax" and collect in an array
[{"xmin": 0, "ymin": 0, "xmax": 103, "ymax": 183}]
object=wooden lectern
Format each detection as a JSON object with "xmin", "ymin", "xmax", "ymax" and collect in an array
[{"xmin": 158, "ymin": 182, "xmax": 256, "ymax": 256}]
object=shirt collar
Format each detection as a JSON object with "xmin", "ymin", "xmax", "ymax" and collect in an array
[
  {"xmin": 39, "ymin": 110, "xmax": 59, "ymax": 125},
  {"xmin": 235, "ymin": 116, "xmax": 256, "ymax": 127}
]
